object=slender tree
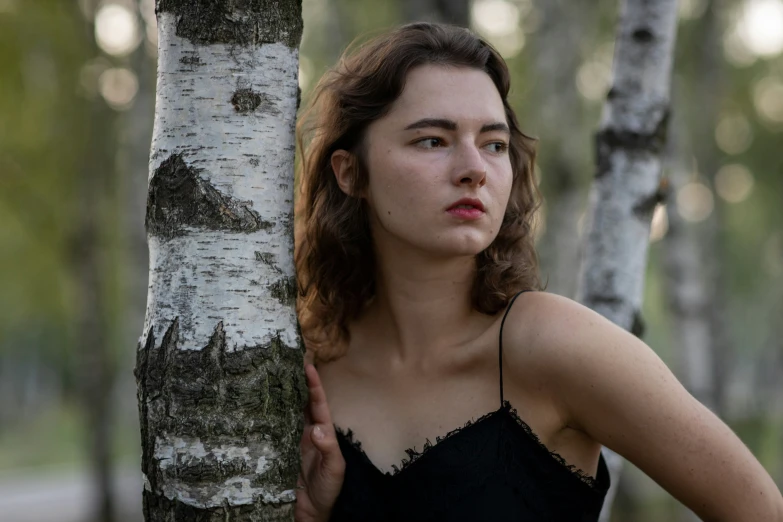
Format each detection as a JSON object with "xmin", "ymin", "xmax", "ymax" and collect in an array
[
  {"xmin": 574, "ymin": 0, "xmax": 680, "ymax": 520},
  {"xmin": 530, "ymin": 0, "xmax": 596, "ymax": 298},
  {"xmin": 136, "ymin": 1, "xmax": 305, "ymax": 520},
  {"xmin": 74, "ymin": 1, "xmax": 120, "ymax": 519}
]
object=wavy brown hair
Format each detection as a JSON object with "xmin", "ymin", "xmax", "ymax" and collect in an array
[{"xmin": 295, "ymin": 22, "xmax": 543, "ymax": 363}]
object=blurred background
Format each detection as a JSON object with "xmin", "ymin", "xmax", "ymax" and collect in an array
[{"xmin": 0, "ymin": 0, "xmax": 781, "ymax": 520}]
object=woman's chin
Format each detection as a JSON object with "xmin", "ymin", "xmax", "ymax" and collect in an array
[{"xmin": 424, "ymin": 237, "xmax": 493, "ymax": 258}]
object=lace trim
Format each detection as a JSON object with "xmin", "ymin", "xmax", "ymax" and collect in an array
[
  {"xmin": 334, "ymin": 404, "xmax": 505, "ymax": 476},
  {"xmin": 502, "ymin": 400, "xmax": 599, "ymax": 489},
  {"xmin": 334, "ymin": 400, "xmax": 600, "ymax": 489}
]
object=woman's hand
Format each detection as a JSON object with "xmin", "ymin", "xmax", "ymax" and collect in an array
[{"xmin": 295, "ymin": 363, "xmax": 346, "ymax": 522}]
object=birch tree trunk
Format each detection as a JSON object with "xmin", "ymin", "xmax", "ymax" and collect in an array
[
  {"xmin": 136, "ymin": 2, "xmax": 305, "ymax": 520},
  {"xmin": 574, "ymin": 1, "xmax": 679, "ymax": 520}
]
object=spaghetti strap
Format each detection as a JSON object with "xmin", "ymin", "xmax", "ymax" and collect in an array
[{"xmin": 499, "ymin": 290, "xmax": 529, "ymax": 406}]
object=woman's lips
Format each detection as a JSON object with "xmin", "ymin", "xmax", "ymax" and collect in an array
[{"xmin": 447, "ymin": 206, "xmax": 484, "ymax": 219}]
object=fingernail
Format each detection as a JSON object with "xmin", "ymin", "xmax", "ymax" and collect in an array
[{"xmin": 313, "ymin": 425, "xmax": 324, "ymax": 440}]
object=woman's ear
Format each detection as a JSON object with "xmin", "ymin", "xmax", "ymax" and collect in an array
[{"xmin": 331, "ymin": 149, "xmax": 358, "ymax": 197}]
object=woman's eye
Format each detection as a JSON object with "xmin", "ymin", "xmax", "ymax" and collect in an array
[
  {"xmin": 486, "ymin": 141, "xmax": 509, "ymax": 154},
  {"xmin": 415, "ymin": 137, "xmax": 444, "ymax": 149}
]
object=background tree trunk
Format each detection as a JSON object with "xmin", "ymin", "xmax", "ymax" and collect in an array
[
  {"xmin": 574, "ymin": 1, "xmax": 679, "ymax": 520},
  {"xmin": 663, "ymin": 0, "xmax": 727, "ymax": 415},
  {"xmin": 136, "ymin": 1, "xmax": 305, "ymax": 520},
  {"xmin": 72, "ymin": 3, "xmax": 119, "ymax": 519},
  {"xmin": 530, "ymin": 0, "xmax": 597, "ymax": 298}
]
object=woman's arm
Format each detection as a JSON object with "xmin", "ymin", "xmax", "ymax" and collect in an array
[{"xmin": 506, "ymin": 292, "xmax": 783, "ymax": 522}]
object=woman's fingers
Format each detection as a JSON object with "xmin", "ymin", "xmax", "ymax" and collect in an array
[
  {"xmin": 304, "ymin": 364, "xmax": 345, "ymax": 474},
  {"xmin": 305, "ymin": 364, "xmax": 332, "ymax": 426}
]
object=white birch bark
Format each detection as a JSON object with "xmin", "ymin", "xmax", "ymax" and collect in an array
[
  {"xmin": 574, "ymin": 1, "xmax": 679, "ymax": 520},
  {"xmin": 136, "ymin": 2, "xmax": 304, "ymax": 520}
]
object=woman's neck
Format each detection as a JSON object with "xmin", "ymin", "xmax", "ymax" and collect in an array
[{"xmin": 353, "ymin": 246, "xmax": 485, "ymax": 372}]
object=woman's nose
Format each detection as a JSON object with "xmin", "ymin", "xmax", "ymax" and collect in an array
[{"xmin": 452, "ymin": 143, "xmax": 486, "ymax": 187}]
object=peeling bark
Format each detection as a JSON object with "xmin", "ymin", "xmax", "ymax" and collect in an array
[
  {"xmin": 574, "ymin": 1, "xmax": 680, "ymax": 520},
  {"xmin": 137, "ymin": 1, "xmax": 304, "ymax": 519},
  {"xmin": 146, "ymin": 153, "xmax": 272, "ymax": 239},
  {"xmin": 157, "ymin": 0, "xmax": 303, "ymax": 48}
]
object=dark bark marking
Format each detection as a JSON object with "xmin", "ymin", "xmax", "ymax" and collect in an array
[
  {"xmin": 156, "ymin": 0, "xmax": 303, "ymax": 49},
  {"xmin": 594, "ymin": 106, "xmax": 670, "ymax": 179},
  {"xmin": 254, "ymin": 251, "xmax": 280, "ymax": 272},
  {"xmin": 632, "ymin": 176, "xmax": 670, "ymax": 220},
  {"xmin": 142, "ymin": 490, "xmax": 293, "ymax": 522},
  {"xmin": 589, "ymin": 293, "xmax": 623, "ymax": 308},
  {"xmin": 231, "ymin": 87, "xmax": 275, "ymax": 114},
  {"xmin": 268, "ymin": 276, "xmax": 297, "ymax": 307},
  {"xmin": 136, "ymin": 319, "xmax": 307, "ymax": 516},
  {"xmin": 631, "ymin": 309, "xmax": 646, "ymax": 338},
  {"xmin": 631, "ymin": 28, "xmax": 654, "ymax": 43},
  {"xmin": 180, "ymin": 53, "xmax": 203, "ymax": 66},
  {"xmin": 146, "ymin": 154, "xmax": 273, "ymax": 239}
]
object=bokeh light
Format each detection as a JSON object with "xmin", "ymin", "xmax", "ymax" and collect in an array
[
  {"xmin": 0, "ymin": 0, "xmax": 17, "ymax": 14},
  {"xmin": 715, "ymin": 164, "xmax": 755, "ymax": 203},
  {"xmin": 677, "ymin": 181, "xmax": 714, "ymax": 222},
  {"xmin": 752, "ymin": 76, "xmax": 783, "ymax": 125},
  {"xmin": 492, "ymin": 28, "xmax": 526, "ymax": 58},
  {"xmin": 98, "ymin": 67, "xmax": 139, "ymax": 110},
  {"xmin": 95, "ymin": 3, "xmax": 141, "ymax": 57},
  {"xmin": 577, "ymin": 61, "xmax": 612, "ymax": 101},
  {"xmin": 577, "ymin": 41, "xmax": 614, "ymax": 101},
  {"xmin": 472, "ymin": 0, "xmax": 521, "ymax": 37},
  {"xmin": 649, "ymin": 203, "xmax": 669, "ymax": 242},
  {"xmin": 299, "ymin": 55, "xmax": 313, "ymax": 91},
  {"xmin": 471, "ymin": 0, "xmax": 526, "ymax": 58},
  {"xmin": 735, "ymin": 0, "xmax": 783, "ymax": 58},
  {"xmin": 714, "ymin": 112, "xmax": 753, "ymax": 154},
  {"xmin": 79, "ymin": 57, "xmax": 112, "ymax": 99},
  {"xmin": 723, "ymin": 24, "xmax": 758, "ymax": 67}
]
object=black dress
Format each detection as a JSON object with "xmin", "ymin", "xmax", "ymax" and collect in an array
[{"xmin": 329, "ymin": 291, "xmax": 611, "ymax": 521}]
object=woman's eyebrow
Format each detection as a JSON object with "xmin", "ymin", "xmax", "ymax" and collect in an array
[
  {"xmin": 403, "ymin": 118, "xmax": 509, "ymax": 135},
  {"xmin": 480, "ymin": 122, "xmax": 510, "ymax": 135},
  {"xmin": 404, "ymin": 118, "xmax": 457, "ymax": 131}
]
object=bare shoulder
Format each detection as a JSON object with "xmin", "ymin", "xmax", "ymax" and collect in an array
[
  {"xmin": 499, "ymin": 291, "xmax": 618, "ymax": 397},
  {"xmin": 502, "ymin": 291, "xmax": 783, "ymax": 521}
]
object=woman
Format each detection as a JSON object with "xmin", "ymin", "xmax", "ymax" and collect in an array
[{"xmin": 293, "ymin": 22, "xmax": 783, "ymax": 522}]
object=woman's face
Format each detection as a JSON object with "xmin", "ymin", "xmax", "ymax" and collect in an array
[{"xmin": 357, "ymin": 64, "xmax": 513, "ymax": 259}]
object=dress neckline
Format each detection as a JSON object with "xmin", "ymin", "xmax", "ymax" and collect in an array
[{"xmin": 333, "ymin": 399, "xmax": 602, "ymax": 490}]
